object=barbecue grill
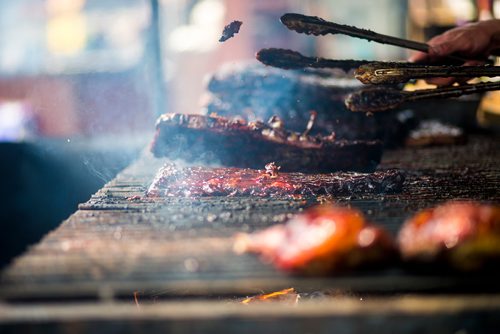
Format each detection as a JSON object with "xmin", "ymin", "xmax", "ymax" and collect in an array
[
  {"xmin": 2, "ymin": 4, "xmax": 500, "ymax": 334},
  {"xmin": 1, "ymin": 134, "xmax": 499, "ymax": 333}
]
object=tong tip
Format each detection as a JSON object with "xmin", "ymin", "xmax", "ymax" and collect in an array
[
  {"xmin": 345, "ymin": 88, "xmax": 405, "ymax": 113},
  {"xmin": 256, "ymin": 48, "xmax": 309, "ymax": 69},
  {"xmin": 280, "ymin": 13, "xmax": 329, "ymax": 36},
  {"xmin": 280, "ymin": 13, "xmax": 305, "ymax": 24}
]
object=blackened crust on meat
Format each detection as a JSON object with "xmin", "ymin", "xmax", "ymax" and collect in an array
[
  {"xmin": 219, "ymin": 20, "xmax": 242, "ymax": 42},
  {"xmin": 147, "ymin": 163, "xmax": 405, "ymax": 198},
  {"xmin": 150, "ymin": 113, "xmax": 383, "ymax": 173},
  {"xmin": 204, "ymin": 63, "xmax": 415, "ymax": 145}
]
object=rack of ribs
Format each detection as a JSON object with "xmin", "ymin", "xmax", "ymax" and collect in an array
[
  {"xmin": 146, "ymin": 163, "xmax": 405, "ymax": 198},
  {"xmin": 150, "ymin": 113, "xmax": 384, "ymax": 173}
]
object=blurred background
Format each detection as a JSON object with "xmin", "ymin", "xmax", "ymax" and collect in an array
[{"xmin": 0, "ymin": 0, "xmax": 497, "ymax": 267}]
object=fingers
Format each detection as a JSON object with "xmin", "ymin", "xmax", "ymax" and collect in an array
[
  {"xmin": 409, "ymin": 36, "xmax": 463, "ymax": 64},
  {"xmin": 424, "ymin": 77, "xmax": 456, "ymax": 87},
  {"xmin": 408, "ymin": 51, "xmax": 429, "ymax": 63},
  {"xmin": 415, "ymin": 59, "xmax": 486, "ymax": 86},
  {"xmin": 406, "ymin": 20, "xmax": 500, "ymax": 86},
  {"xmin": 463, "ymin": 59, "xmax": 488, "ymax": 66}
]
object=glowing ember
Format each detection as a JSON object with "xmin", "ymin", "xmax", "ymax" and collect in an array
[
  {"xmin": 133, "ymin": 291, "xmax": 141, "ymax": 309},
  {"xmin": 241, "ymin": 288, "xmax": 299, "ymax": 305}
]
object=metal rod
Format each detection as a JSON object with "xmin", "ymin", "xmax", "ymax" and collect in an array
[
  {"xmin": 355, "ymin": 62, "xmax": 500, "ymax": 84},
  {"xmin": 346, "ymin": 81, "xmax": 500, "ymax": 112},
  {"xmin": 150, "ymin": 0, "xmax": 166, "ymax": 116},
  {"xmin": 256, "ymin": 48, "xmax": 372, "ymax": 70},
  {"xmin": 406, "ymin": 80, "xmax": 500, "ymax": 101}
]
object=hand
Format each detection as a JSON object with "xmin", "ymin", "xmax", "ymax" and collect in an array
[{"xmin": 409, "ymin": 20, "xmax": 500, "ymax": 85}]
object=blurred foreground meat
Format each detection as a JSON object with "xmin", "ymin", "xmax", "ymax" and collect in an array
[
  {"xmin": 147, "ymin": 163, "xmax": 405, "ymax": 198},
  {"xmin": 234, "ymin": 205, "xmax": 397, "ymax": 275},
  {"xmin": 150, "ymin": 113, "xmax": 383, "ymax": 173},
  {"xmin": 205, "ymin": 63, "xmax": 414, "ymax": 145},
  {"xmin": 398, "ymin": 201, "xmax": 500, "ymax": 271}
]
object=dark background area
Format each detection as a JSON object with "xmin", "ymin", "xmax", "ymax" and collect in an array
[{"xmin": 0, "ymin": 139, "xmax": 143, "ymax": 268}]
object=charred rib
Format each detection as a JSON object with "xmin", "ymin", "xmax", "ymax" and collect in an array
[
  {"xmin": 147, "ymin": 163, "xmax": 405, "ymax": 198},
  {"xmin": 150, "ymin": 113, "xmax": 383, "ymax": 173}
]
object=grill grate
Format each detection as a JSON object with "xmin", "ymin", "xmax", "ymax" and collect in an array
[{"xmin": 1, "ymin": 135, "xmax": 499, "ymax": 301}]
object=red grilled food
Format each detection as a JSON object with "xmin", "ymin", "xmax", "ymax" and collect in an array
[
  {"xmin": 150, "ymin": 113, "xmax": 383, "ymax": 173},
  {"xmin": 398, "ymin": 201, "xmax": 500, "ymax": 271},
  {"xmin": 146, "ymin": 163, "xmax": 405, "ymax": 198},
  {"xmin": 234, "ymin": 205, "xmax": 397, "ymax": 275}
]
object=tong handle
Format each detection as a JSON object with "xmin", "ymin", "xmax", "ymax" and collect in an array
[{"xmin": 346, "ymin": 81, "xmax": 500, "ymax": 112}]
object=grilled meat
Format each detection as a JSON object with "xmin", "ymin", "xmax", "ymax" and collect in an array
[
  {"xmin": 147, "ymin": 163, "xmax": 405, "ymax": 198},
  {"xmin": 219, "ymin": 20, "xmax": 242, "ymax": 42},
  {"xmin": 234, "ymin": 205, "xmax": 397, "ymax": 275},
  {"xmin": 150, "ymin": 113, "xmax": 384, "ymax": 173},
  {"xmin": 398, "ymin": 201, "xmax": 500, "ymax": 271},
  {"xmin": 205, "ymin": 63, "xmax": 414, "ymax": 144}
]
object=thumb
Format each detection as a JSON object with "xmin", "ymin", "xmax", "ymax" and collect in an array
[{"xmin": 408, "ymin": 51, "xmax": 429, "ymax": 63}]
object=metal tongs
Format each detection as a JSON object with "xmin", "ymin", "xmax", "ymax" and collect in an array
[
  {"xmin": 257, "ymin": 48, "xmax": 500, "ymax": 83},
  {"xmin": 345, "ymin": 81, "xmax": 500, "ymax": 113},
  {"xmin": 257, "ymin": 13, "xmax": 500, "ymax": 112},
  {"xmin": 279, "ymin": 13, "xmax": 469, "ymax": 64}
]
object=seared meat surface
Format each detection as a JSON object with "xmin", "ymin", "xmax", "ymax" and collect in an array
[
  {"xmin": 205, "ymin": 63, "xmax": 414, "ymax": 145},
  {"xmin": 147, "ymin": 163, "xmax": 405, "ymax": 198},
  {"xmin": 150, "ymin": 113, "xmax": 384, "ymax": 173}
]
